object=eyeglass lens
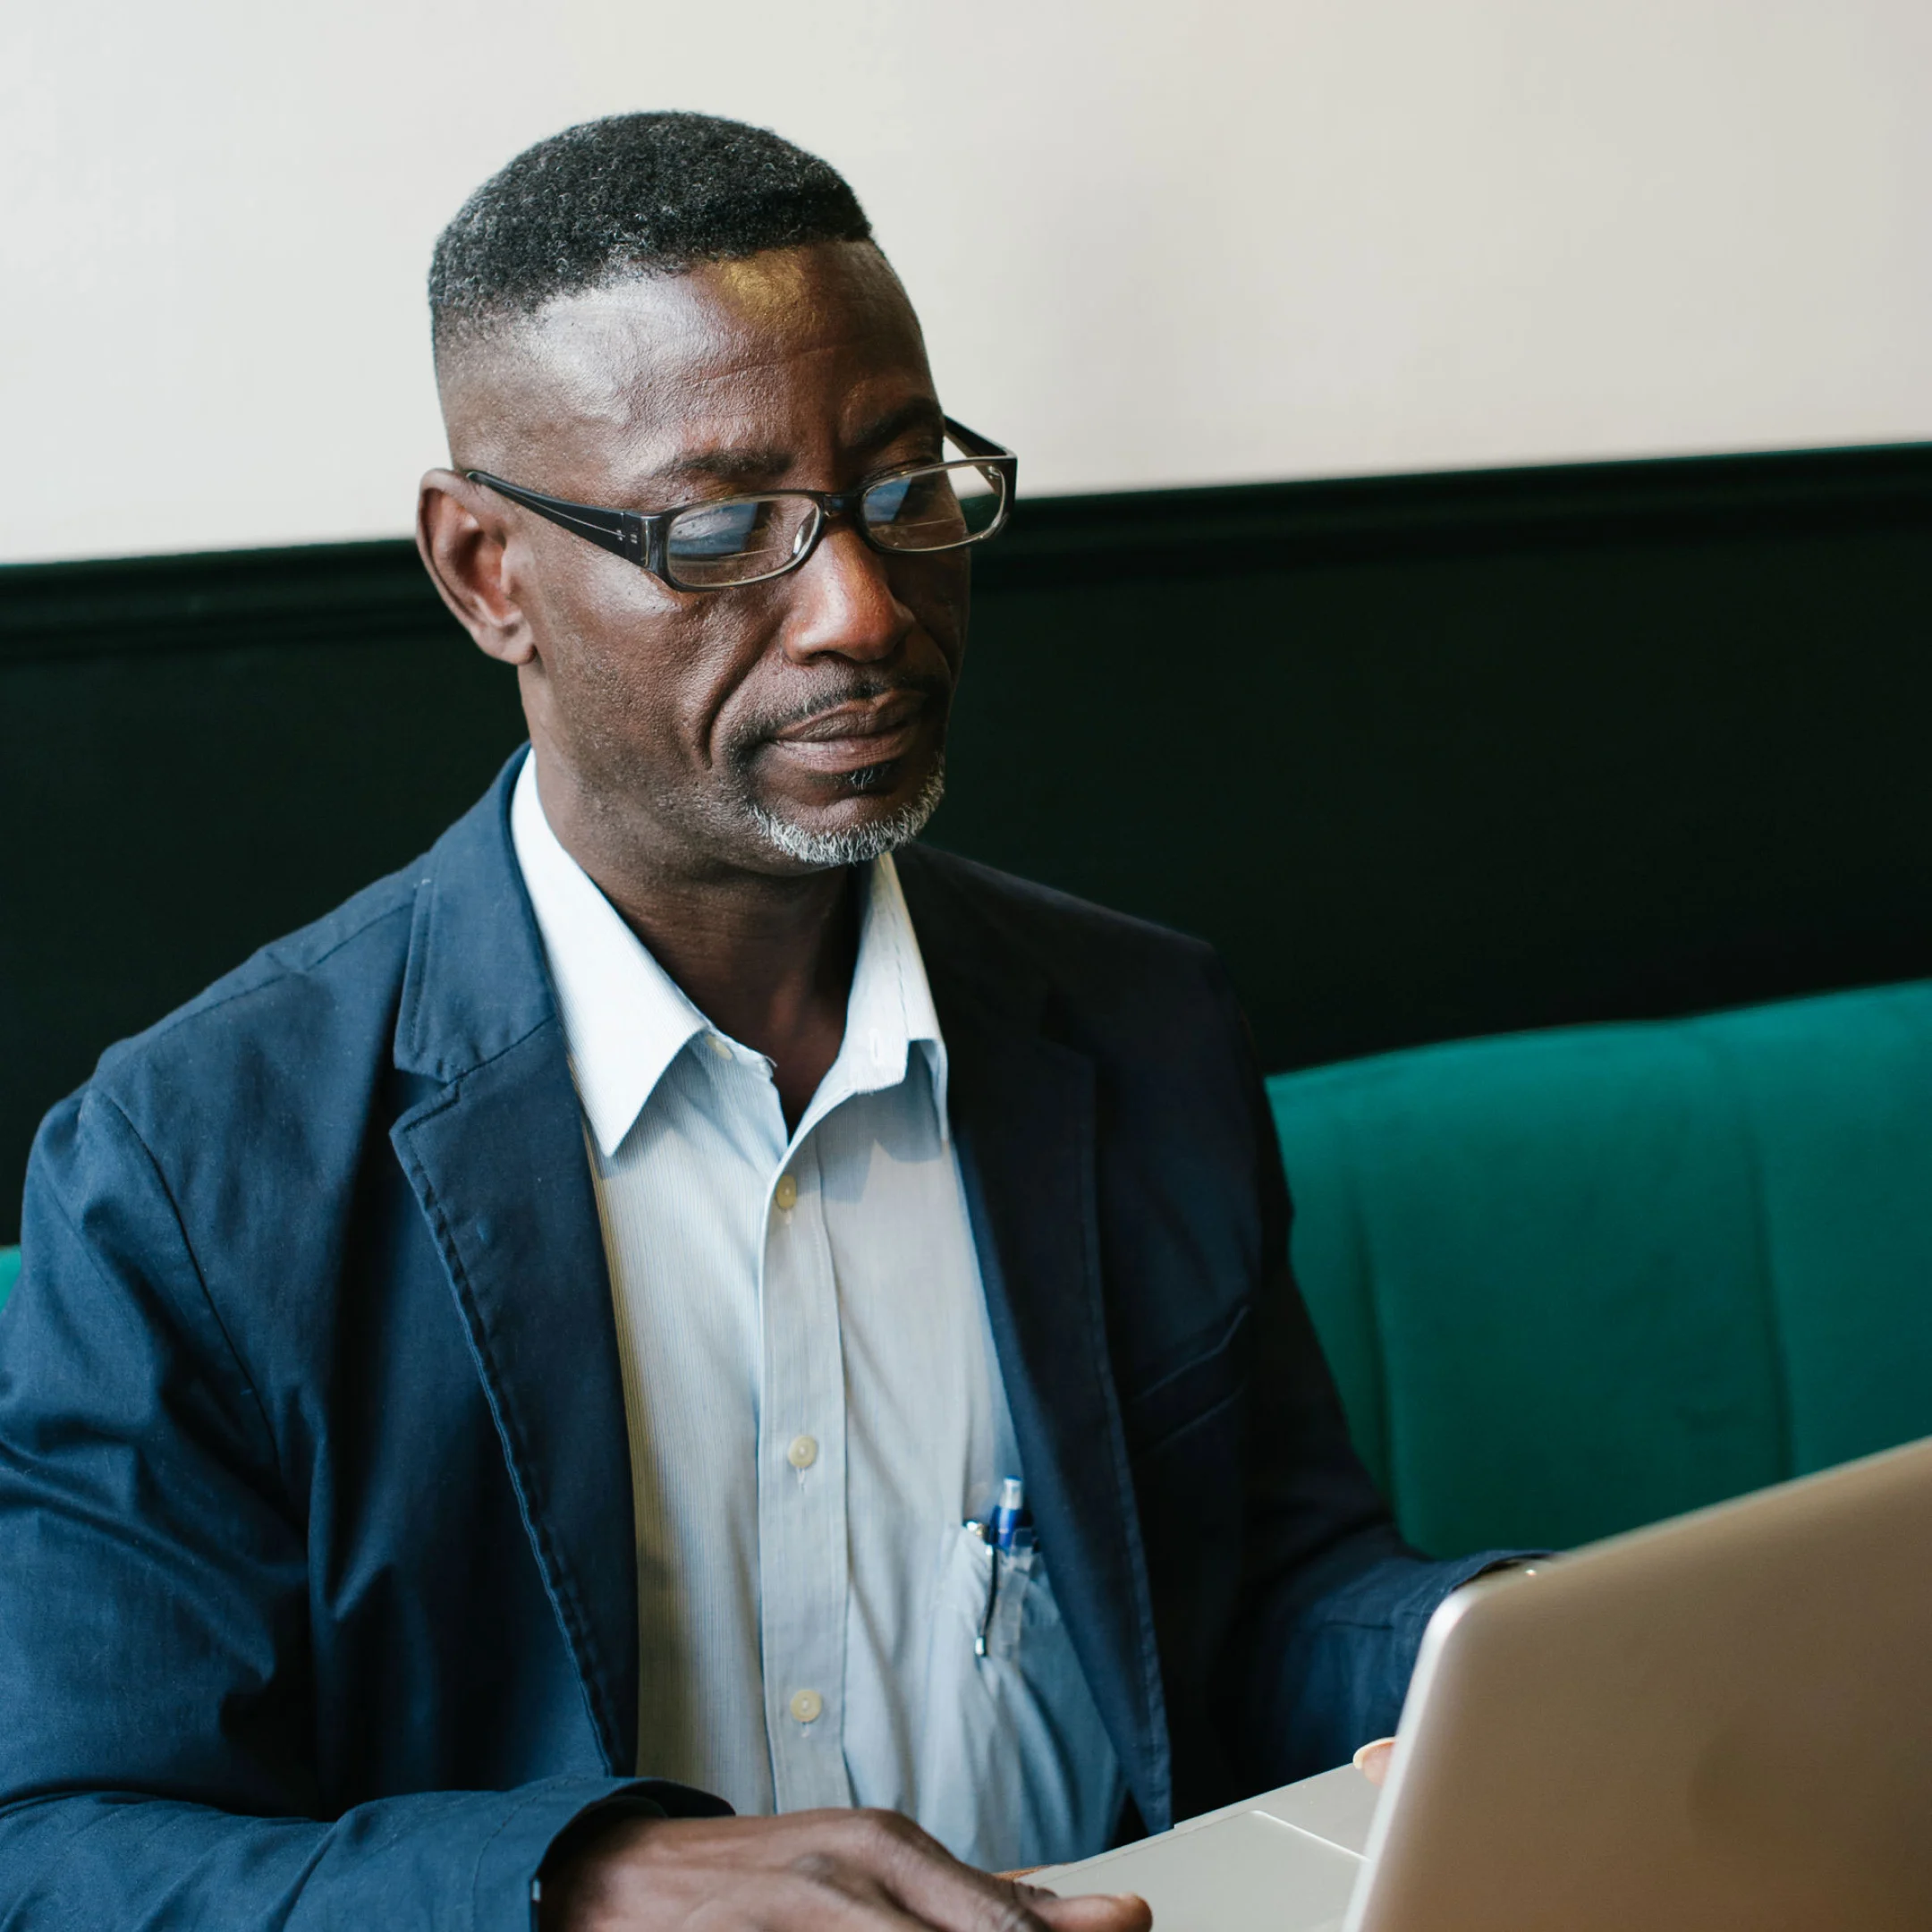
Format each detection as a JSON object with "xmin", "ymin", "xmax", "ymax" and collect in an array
[
  {"xmin": 862, "ymin": 460, "xmax": 1006, "ymax": 553},
  {"xmin": 665, "ymin": 497, "xmax": 818, "ymax": 589},
  {"xmin": 662, "ymin": 455, "xmax": 1007, "ymax": 588}
]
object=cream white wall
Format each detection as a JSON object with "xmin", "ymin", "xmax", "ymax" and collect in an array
[{"xmin": 4, "ymin": 0, "xmax": 1928, "ymax": 563}]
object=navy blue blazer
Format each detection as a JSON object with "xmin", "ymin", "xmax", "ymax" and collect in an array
[{"xmin": 0, "ymin": 755, "xmax": 1505, "ymax": 1928}]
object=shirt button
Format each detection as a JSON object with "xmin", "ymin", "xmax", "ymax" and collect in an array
[
  {"xmin": 774, "ymin": 1173, "xmax": 799, "ymax": 1212},
  {"xmin": 787, "ymin": 1434, "xmax": 818, "ymax": 1470},
  {"xmin": 707, "ymin": 1034, "xmax": 732, "ymax": 1060},
  {"xmin": 789, "ymin": 1688, "xmax": 824, "ymax": 1724}
]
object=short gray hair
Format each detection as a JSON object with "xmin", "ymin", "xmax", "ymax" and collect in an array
[{"xmin": 429, "ymin": 111, "xmax": 873, "ymax": 365}]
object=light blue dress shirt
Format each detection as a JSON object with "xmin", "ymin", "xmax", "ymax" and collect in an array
[{"xmin": 511, "ymin": 760, "xmax": 1123, "ymax": 1870}]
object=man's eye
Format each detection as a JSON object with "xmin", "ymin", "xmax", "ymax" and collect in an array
[
  {"xmin": 671, "ymin": 502, "xmax": 765, "ymax": 555},
  {"xmin": 865, "ymin": 477, "xmax": 915, "ymax": 521}
]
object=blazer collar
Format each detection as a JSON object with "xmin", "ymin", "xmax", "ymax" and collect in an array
[
  {"xmin": 387, "ymin": 749, "xmax": 640, "ymax": 1775},
  {"xmin": 393, "ymin": 748, "xmax": 557, "ymax": 1087}
]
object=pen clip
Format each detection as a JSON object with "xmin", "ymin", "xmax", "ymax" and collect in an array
[{"xmin": 963, "ymin": 1518, "xmax": 998, "ymax": 1658}]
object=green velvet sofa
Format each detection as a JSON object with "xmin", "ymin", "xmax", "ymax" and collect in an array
[
  {"xmin": 1269, "ymin": 979, "xmax": 1932, "ymax": 1555},
  {"xmin": 4, "ymin": 980, "xmax": 1928, "ymax": 1560}
]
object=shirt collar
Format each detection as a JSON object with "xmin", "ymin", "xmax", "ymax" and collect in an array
[
  {"xmin": 825, "ymin": 840, "xmax": 950, "ymax": 1140},
  {"xmin": 511, "ymin": 754, "xmax": 948, "ymax": 1158}
]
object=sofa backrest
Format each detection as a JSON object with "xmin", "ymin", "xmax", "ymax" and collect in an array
[{"xmin": 1267, "ymin": 980, "xmax": 1932, "ymax": 1555}]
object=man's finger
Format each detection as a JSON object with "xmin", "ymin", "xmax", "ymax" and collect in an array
[
  {"xmin": 1352, "ymin": 1737, "xmax": 1396, "ymax": 1788},
  {"xmin": 869, "ymin": 1811, "xmax": 1148, "ymax": 1932},
  {"xmin": 602, "ymin": 1809, "xmax": 1148, "ymax": 1932},
  {"xmin": 593, "ymin": 1859, "xmax": 938, "ymax": 1932},
  {"xmin": 1030, "ymin": 1890, "xmax": 1153, "ymax": 1932},
  {"xmin": 755, "ymin": 1866, "xmax": 946, "ymax": 1932},
  {"xmin": 869, "ymin": 1826, "xmax": 1054, "ymax": 1932},
  {"xmin": 843, "ymin": 1811, "xmax": 1135, "ymax": 1932}
]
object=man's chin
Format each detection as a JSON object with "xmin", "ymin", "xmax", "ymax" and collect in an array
[{"xmin": 748, "ymin": 756, "xmax": 946, "ymax": 869}]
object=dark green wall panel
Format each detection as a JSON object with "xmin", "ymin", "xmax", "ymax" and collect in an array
[
  {"xmin": 939, "ymin": 518, "xmax": 1932, "ymax": 1072},
  {"xmin": 4, "ymin": 442, "xmax": 1930, "ymax": 1241}
]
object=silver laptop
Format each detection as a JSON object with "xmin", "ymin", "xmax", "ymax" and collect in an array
[{"xmin": 1033, "ymin": 1433, "xmax": 1932, "ymax": 1931}]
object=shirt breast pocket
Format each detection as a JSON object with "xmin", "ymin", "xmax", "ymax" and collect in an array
[{"xmin": 915, "ymin": 1521, "xmax": 1122, "ymax": 1871}]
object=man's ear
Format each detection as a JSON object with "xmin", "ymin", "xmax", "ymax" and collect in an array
[{"xmin": 416, "ymin": 470, "xmax": 536, "ymax": 666}]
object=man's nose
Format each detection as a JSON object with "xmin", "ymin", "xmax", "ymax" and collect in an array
[{"xmin": 778, "ymin": 520, "xmax": 916, "ymax": 665}]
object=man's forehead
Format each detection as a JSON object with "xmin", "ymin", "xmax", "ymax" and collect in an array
[
  {"xmin": 461, "ymin": 242, "xmax": 932, "ymax": 471},
  {"xmin": 526, "ymin": 255, "xmax": 855, "ymax": 379}
]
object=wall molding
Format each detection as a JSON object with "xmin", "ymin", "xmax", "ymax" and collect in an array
[{"xmin": 6, "ymin": 439, "xmax": 1930, "ymax": 665}]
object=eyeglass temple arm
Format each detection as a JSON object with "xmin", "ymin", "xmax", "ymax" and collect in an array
[
  {"xmin": 942, "ymin": 418, "xmax": 1013, "ymax": 462},
  {"xmin": 465, "ymin": 471, "xmax": 646, "ymax": 565}
]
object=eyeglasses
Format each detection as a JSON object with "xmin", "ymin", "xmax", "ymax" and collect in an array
[{"xmin": 466, "ymin": 417, "xmax": 1016, "ymax": 592}]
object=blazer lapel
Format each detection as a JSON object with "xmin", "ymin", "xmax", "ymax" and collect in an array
[
  {"xmin": 903, "ymin": 854, "xmax": 1174, "ymax": 1832},
  {"xmin": 388, "ymin": 757, "xmax": 639, "ymax": 1775}
]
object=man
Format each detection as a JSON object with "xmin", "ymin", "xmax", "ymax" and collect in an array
[{"xmin": 0, "ymin": 114, "xmax": 1513, "ymax": 1928}]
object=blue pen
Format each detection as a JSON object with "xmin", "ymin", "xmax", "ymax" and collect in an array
[
  {"xmin": 975, "ymin": 1477, "xmax": 1028, "ymax": 1657},
  {"xmin": 991, "ymin": 1477, "xmax": 1026, "ymax": 1554}
]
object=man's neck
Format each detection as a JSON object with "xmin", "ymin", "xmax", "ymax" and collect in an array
[{"xmin": 534, "ymin": 757, "xmax": 860, "ymax": 1132}]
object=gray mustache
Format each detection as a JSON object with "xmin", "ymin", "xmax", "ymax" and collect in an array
[{"xmin": 757, "ymin": 674, "xmax": 952, "ymax": 740}]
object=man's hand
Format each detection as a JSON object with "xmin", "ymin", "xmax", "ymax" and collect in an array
[
  {"xmin": 538, "ymin": 1808, "xmax": 1155, "ymax": 1932},
  {"xmin": 1352, "ymin": 1740, "xmax": 1395, "ymax": 1788}
]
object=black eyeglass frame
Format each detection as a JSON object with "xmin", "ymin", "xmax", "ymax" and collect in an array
[{"xmin": 466, "ymin": 417, "xmax": 1016, "ymax": 591}]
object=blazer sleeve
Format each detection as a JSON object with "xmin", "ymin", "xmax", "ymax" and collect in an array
[
  {"xmin": 0, "ymin": 1087, "xmax": 720, "ymax": 1930},
  {"xmin": 1203, "ymin": 962, "xmax": 1521, "ymax": 1787}
]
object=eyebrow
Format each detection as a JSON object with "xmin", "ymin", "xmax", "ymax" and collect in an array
[
  {"xmin": 657, "ymin": 445, "xmax": 791, "ymax": 487},
  {"xmin": 646, "ymin": 398, "xmax": 948, "ymax": 495},
  {"xmin": 849, "ymin": 397, "xmax": 947, "ymax": 457}
]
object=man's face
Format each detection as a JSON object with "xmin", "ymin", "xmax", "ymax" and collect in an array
[{"xmin": 437, "ymin": 241, "xmax": 967, "ymax": 877}]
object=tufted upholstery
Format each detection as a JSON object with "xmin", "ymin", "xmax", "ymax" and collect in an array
[{"xmin": 1267, "ymin": 981, "xmax": 1932, "ymax": 1555}]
